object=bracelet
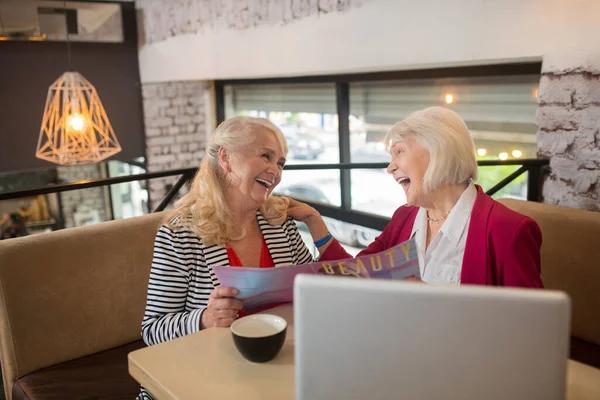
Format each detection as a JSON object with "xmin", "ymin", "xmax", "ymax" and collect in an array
[{"xmin": 314, "ymin": 233, "xmax": 333, "ymax": 247}]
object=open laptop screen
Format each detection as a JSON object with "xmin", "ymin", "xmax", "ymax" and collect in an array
[{"xmin": 294, "ymin": 275, "xmax": 569, "ymax": 400}]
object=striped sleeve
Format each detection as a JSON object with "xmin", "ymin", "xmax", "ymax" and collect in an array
[
  {"xmin": 285, "ymin": 218, "xmax": 314, "ymax": 265},
  {"xmin": 141, "ymin": 224, "xmax": 205, "ymax": 346}
]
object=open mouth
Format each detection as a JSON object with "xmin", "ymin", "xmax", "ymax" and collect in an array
[
  {"xmin": 255, "ymin": 178, "xmax": 273, "ymax": 191},
  {"xmin": 396, "ymin": 176, "xmax": 411, "ymax": 192}
]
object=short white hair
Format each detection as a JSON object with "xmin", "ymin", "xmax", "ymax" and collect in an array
[{"xmin": 384, "ymin": 106, "xmax": 478, "ymax": 193}]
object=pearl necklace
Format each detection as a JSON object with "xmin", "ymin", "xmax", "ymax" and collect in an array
[{"xmin": 427, "ymin": 211, "xmax": 451, "ymax": 224}]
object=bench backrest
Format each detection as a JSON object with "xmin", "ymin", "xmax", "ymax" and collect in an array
[
  {"xmin": 498, "ymin": 199, "xmax": 600, "ymax": 346},
  {"xmin": 0, "ymin": 212, "xmax": 165, "ymax": 399}
]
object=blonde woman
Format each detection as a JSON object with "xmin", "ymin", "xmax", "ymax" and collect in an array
[
  {"xmin": 289, "ymin": 107, "xmax": 543, "ymax": 288},
  {"xmin": 141, "ymin": 116, "xmax": 313, "ymax": 346}
]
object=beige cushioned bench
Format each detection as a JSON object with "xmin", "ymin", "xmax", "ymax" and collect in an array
[
  {"xmin": 0, "ymin": 212, "xmax": 164, "ymax": 399},
  {"xmin": 498, "ymin": 199, "xmax": 600, "ymax": 366},
  {"xmin": 0, "ymin": 200, "xmax": 598, "ymax": 399}
]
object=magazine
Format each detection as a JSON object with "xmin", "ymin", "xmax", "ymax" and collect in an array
[{"xmin": 212, "ymin": 238, "xmax": 419, "ymax": 313}]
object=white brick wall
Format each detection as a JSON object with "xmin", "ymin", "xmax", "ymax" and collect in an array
[
  {"xmin": 137, "ymin": 0, "xmax": 370, "ymax": 44},
  {"xmin": 57, "ymin": 165, "xmax": 110, "ymax": 228},
  {"xmin": 142, "ymin": 81, "xmax": 213, "ymax": 210},
  {"xmin": 135, "ymin": 0, "xmax": 600, "ymax": 212},
  {"xmin": 537, "ymin": 71, "xmax": 600, "ymax": 211}
]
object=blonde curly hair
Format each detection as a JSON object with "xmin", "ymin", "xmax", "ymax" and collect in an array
[{"xmin": 167, "ymin": 116, "xmax": 290, "ymax": 246}]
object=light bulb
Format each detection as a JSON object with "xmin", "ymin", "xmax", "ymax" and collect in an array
[
  {"xmin": 445, "ymin": 93, "xmax": 454, "ymax": 104},
  {"xmin": 498, "ymin": 152, "xmax": 509, "ymax": 161},
  {"xmin": 477, "ymin": 148, "xmax": 487, "ymax": 157},
  {"xmin": 67, "ymin": 113, "xmax": 85, "ymax": 132},
  {"xmin": 512, "ymin": 150, "xmax": 522, "ymax": 158}
]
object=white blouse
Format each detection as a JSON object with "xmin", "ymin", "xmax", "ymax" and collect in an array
[{"xmin": 410, "ymin": 182, "xmax": 477, "ymax": 284}]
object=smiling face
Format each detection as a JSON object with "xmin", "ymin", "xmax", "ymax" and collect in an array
[
  {"xmin": 386, "ymin": 136, "xmax": 431, "ymax": 207},
  {"xmin": 221, "ymin": 127, "xmax": 287, "ymax": 210}
]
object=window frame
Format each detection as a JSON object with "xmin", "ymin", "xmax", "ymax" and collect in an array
[{"xmin": 214, "ymin": 62, "xmax": 543, "ymax": 230}]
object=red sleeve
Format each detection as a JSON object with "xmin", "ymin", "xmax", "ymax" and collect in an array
[
  {"xmin": 318, "ymin": 229, "xmax": 390, "ymax": 262},
  {"xmin": 319, "ymin": 207, "xmax": 414, "ymax": 261},
  {"xmin": 502, "ymin": 218, "xmax": 544, "ymax": 288},
  {"xmin": 318, "ymin": 239, "xmax": 352, "ymax": 261},
  {"xmin": 353, "ymin": 206, "xmax": 417, "ymax": 257},
  {"xmin": 355, "ymin": 231, "xmax": 389, "ymax": 257}
]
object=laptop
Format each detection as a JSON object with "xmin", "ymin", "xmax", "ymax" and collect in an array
[{"xmin": 294, "ymin": 275, "xmax": 570, "ymax": 400}]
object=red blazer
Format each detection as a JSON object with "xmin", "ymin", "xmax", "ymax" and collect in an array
[{"xmin": 321, "ymin": 186, "xmax": 544, "ymax": 288}]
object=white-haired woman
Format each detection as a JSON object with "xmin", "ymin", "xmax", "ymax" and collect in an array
[
  {"xmin": 138, "ymin": 116, "xmax": 314, "ymax": 398},
  {"xmin": 288, "ymin": 106, "xmax": 543, "ymax": 288}
]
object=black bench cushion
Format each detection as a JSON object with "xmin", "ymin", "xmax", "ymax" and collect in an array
[{"xmin": 12, "ymin": 340, "xmax": 145, "ymax": 400}]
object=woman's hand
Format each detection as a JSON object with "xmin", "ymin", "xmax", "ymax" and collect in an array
[
  {"xmin": 201, "ymin": 286, "xmax": 243, "ymax": 329},
  {"xmin": 286, "ymin": 197, "xmax": 320, "ymax": 223},
  {"xmin": 286, "ymin": 197, "xmax": 333, "ymax": 252}
]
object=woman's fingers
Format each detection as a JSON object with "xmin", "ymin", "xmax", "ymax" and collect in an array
[
  {"xmin": 286, "ymin": 200, "xmax": 318, "ymax": 222},
  {"xmin": 209, "ymin": 307, "xmax": 240, "ymax": 319},
  {"xmin": 211, "ymin": 286, "xmax": 239, "ymax": 299},
  {"xmin": 201, "ymin": 286, "xmax": 244, "ymax": 329},
  {"xmin": 207, "ymin": 287, "xmax": 243, "ymax": 316},
  {"xmin": 212, "ymin": 316, "xmax": 237, "ymax": 328},
  {"xmin": 202, "ymin": 310, "xmax": 237, "ymax": 329},
  {"xmin": 285, "ymin": 197, "xmax": 302, "ymax": 206},
  {"xmin": 208, "ymin": 296, "xmax": 243, "ymax": 311}
]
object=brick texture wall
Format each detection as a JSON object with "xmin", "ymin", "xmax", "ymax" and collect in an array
[
  {"xmin": 57, "ymin": 165, "xmax": 110, "ymax": 228},
  {"xmin": 537, "ymin": 69, "xmax": 600, "ymax": 211},
  {"xmin": 137, "ymin": 0, "xmax": 371, "ymax": 45},
  {"xmin": 136, "ymin": 0, "xmax": 600, "ymax": 211},
  {"xmin": 142, "ymin": 81, "xmax": 213, "ymax": 210}
]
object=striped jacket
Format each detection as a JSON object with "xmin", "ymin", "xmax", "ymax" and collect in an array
[{"xmin": 141, "ymin": 212, "xmax": 314, "ymax": 346}]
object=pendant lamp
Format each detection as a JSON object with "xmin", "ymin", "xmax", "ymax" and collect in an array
[{"xmin": 36, "ymin": 2, "xmax": 121, "ymax": 165}]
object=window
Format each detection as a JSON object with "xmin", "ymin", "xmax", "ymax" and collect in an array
[
  {"xmin": 225, "ymin": 83, "xmax": 341, "ymax": 208},
  {"xmin": 349, "ymin": 74, "xmax": 539, "ymax": 214},
  {"xmin": 217, "ymin": 63, "xmax": 542, "ymax": 251},
  {"xmin": 224, "ymin": 83, "xmax": 359, "ymax": 251},
  {"xmin": 224, "ymin": 83, "xmax": 338, "ymax": 163},
  {"xmin": 0, "ymin": 1, "xmax": 125, "ymax": 43}
]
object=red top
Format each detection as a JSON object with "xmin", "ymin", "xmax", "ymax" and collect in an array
[
  {"xmin": 226, "ymin": 237, "xmax": 275, "ymax": 269},
  {"xmin": 227, "ymin": 237, "xmax": 277, "ymax": 317},
  {"xmin": 320, "ymin": 185, "xmax": 544, "ymax": 288}
]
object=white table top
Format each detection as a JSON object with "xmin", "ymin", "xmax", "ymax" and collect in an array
[{"xmin": 129, "ymin": 304, "xmax": 600, "ymax": 400}]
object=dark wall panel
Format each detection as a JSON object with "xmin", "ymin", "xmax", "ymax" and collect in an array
[{"xmin": 0, "ymin": 4, "xmax": 145, "ymax": 173}]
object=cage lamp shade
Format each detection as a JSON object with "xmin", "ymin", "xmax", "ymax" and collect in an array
[{"xmin": 36, "ymin": 71, "xmax": 121, "ymax": 165}]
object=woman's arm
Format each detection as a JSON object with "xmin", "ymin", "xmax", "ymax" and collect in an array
[
  {"xmin": 286, "ymin": 198, "xmax": 332, "ymax": 251},
  {"xmin": 503, "ymin": 218, "xmax": 544, "ymax": 288},
  {"xmin": 286, "ymin": 198, "xmax": 393, "ymax": 261},
  {"xmin": 141, "ymin": 225, "xmax": 206, "ymax": 346},
  {"xmin": 285, "ymin": 218, "xmax": 315, "ymax": 265},
  {"xmin": 285, "ymin": 198, "xmax": 353, "ymax": 260}
]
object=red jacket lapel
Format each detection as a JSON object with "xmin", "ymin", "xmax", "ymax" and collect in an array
[
  {"xmin": 398, "ymin": 207, "xmax": 418, "ymax": 243},
  {"xmin": 460, "ymin": 185, "xmax": 494, "ymax": 285}
]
